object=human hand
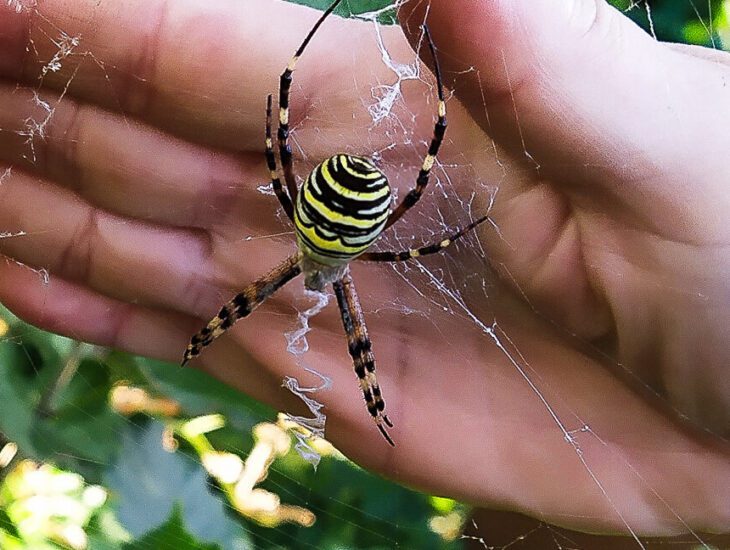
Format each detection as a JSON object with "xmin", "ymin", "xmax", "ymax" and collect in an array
[{"xmin": 0, "ymin": 0, "xmax": 728, "ymax": 536}]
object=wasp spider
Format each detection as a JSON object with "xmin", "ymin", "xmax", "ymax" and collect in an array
[{"xmin": 182, "ymin": 0, "xmax": 488, "ymax": 446}]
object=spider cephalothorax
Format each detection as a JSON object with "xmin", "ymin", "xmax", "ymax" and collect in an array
[{"xmin": 182, "ymin": 0, "xmax": 488, "ymax": 446}]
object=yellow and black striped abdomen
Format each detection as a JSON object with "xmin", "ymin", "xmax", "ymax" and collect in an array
[{"xmin": 295, "ymin": 154, "xmax": 391, "ymax": 266}]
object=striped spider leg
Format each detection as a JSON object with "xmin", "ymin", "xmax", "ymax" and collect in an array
[
  {"xmin": 277, "ymin": 0, "xmax": 344, "ymax": 202},
  {"xmin": 266, "ymin": 93, "xmax": 295, "ymax": 221},
  {"xmin": 385, "ymin": 24, "xmax": 447, "ymax": 230},
  {"xmin": 182, "ymin": 0, "xmax": 489, "ymax": 446},
  {"xmin": 181, "ymin": 94, "xmax": 301, "ymax": 365},
  {"xmin": 182, "ymin": 254, "xmax": 302, "ymax": 366},
  {"xmin": 333, "ymin": 272, "xmax": 394, "ymax": 445},
  {"xmin": 359, "ymin": 214, "xmax": 489, "ymax": 262}
]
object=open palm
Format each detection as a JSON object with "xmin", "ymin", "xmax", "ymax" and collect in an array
[{"xmin": 0, "ymin": 0, "xmax": 728, "ymax": 536}]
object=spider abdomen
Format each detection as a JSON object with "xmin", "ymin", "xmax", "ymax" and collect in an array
[{"xmin": 294, "ymin": 154, "xmax": 391, "ymax": 266}]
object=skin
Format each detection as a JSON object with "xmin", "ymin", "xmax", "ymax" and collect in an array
[{"xmin": 0, "ymin": 0, "xmax": 728, "ymax": 537}]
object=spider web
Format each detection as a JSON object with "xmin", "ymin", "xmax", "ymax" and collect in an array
[
  {"xmin": 273, "ymin": 1, "xmax": 730, "ymax": 548},
  {"xmin": 0, "ymin": 0, "xmax": 728, "ymax": 548}
]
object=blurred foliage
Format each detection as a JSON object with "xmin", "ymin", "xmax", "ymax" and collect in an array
[
  {"xmin": 609, "ymin": 0, "xmax": 727, "ymax": 47},
  {"xmin": 287, "ymin": 0, "xmax": 395, "ymax": 22},
  {"xmin": 1, "ymin": 1, "xmax": 728, "ymax": 549},
  {"xmin": 0, "ymin": 305, "xmax": 460, "ymax": 549},
  {"xmin": 122, "ymin": 505, "xmax": 219, "ymax": 550}
]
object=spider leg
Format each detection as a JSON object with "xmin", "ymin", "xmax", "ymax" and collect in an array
[
  {"xmin": 358, "ymin": 214, "xmax": 488, "ymax": 262},
  {"xmin": 385, "ymin": 25, "xmax": 446, "ymax": 230},
  {"xmin": 278, "ymin": 0, "xmax": 345, "ymax": 202},
  {"xmin": 266, "ymin": 94, "xmax": 294, "ymax": 220},
  {"xmin": 333, "ymin": 271, "xmax": 395, "ymax": 446},
  {"xmin": 182, "ymin": 253, "xmax": 302, "ymax": 366}
]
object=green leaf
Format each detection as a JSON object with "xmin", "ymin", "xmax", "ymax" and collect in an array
[
  {"xmin": 606, "ymin": 0, "xmax": 725, "ymax": 46},
  {"xmin": 123, "ymin": 505, "xmax": 220, "ymax": 550},
  {"xmin": 86, "ymin": 508, "xmax": 132, "ymax": 550},
  {"xmin": 0, "ymin": 509, "xmax": 19, "ymax": 539},
  {"xmin": 285, "ymin": 0, "xmax": 396, "ymax": 24},
  {"xmin": 430, "ymin": 496, "xmax": 457, "ymax": 515},
  {"xmin": 0, "ymin": 339, "xmax": 127, "ymax": 483},
  {"xmin": 104, "ymin": 421, "xmax": 252, "ymax": 549},
  {"xmin": 0, "ymin": 342, "xmax": 41, "ymax": 456},
  {"xmin": 134, "ymin": 358, "xmax": 272, "ymax": 450}
]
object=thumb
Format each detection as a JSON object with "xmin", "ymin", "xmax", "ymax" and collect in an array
[{"xmin": 399, "ymin": 0, "xmax": 730, "ymax": 210}]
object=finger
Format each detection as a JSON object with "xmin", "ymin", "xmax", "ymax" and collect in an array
[
  {"xmin": 0, "ymin": 0, "xmax": 378, "ymax": 149},
  {"xmin": 0, "ymin": 254, "xmax": 193, "ymax": 360},
  {"xmin": 0, "ymin": 84, "xmax": 281, "ymax": 232},
  {"xmin": 399, "ymin": 0, "xmax": 730, "ymax": 235},
  {"xmin": 668, "ymin": 42, "xmax": 730, "ymax": 67},
  {"xmin": 0, "ymin": 250, "xmax": 403, "ymax": 452},
  {"xmin": 325, "ymin": 273, "xmax": 730, "ymax": 533},
  {"xmin": 0, "ymin": 168, "xmax": 293, "ymax": 319},
  {"xmin": 0, "ymin": 256, "xmax": 289, "ymax": 407}
]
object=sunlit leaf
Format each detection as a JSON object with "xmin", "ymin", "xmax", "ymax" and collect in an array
[{"xmin": 0, "ymin": 509, "xmax": 19, "ymax": 539}]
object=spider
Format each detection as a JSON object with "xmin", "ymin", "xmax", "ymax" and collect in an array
[{"xmin": 182, "ymin": 0, "xmax": 488, "ymax": 446}]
